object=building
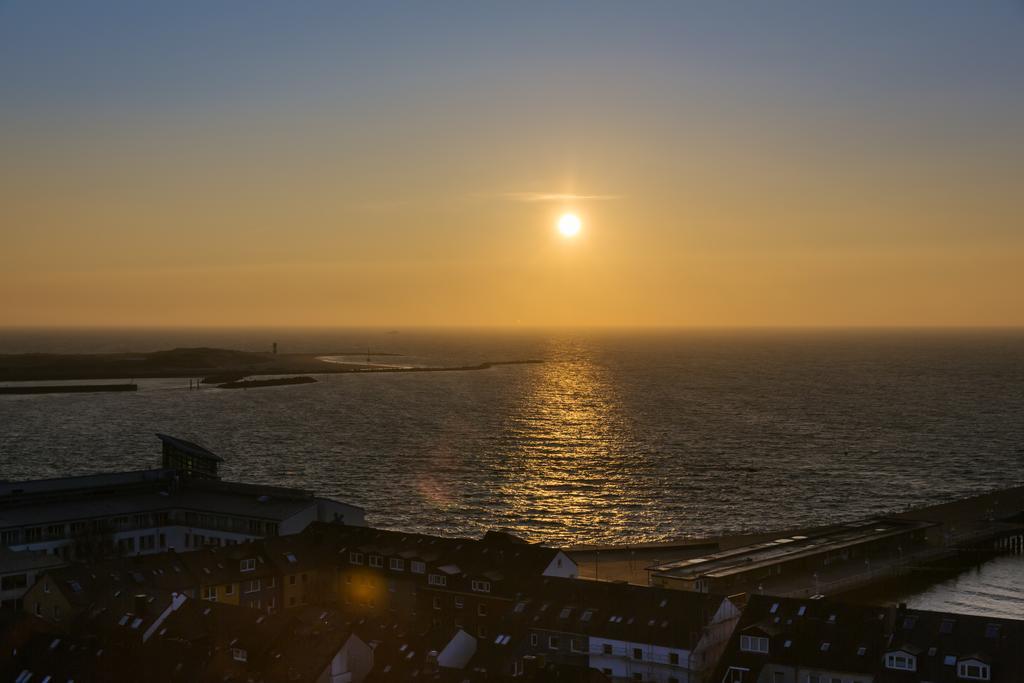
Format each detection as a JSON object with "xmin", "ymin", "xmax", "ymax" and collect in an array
[
  {"xmin": 0, "ymin": 434, "xmax": 365, "ymax": 558},
  {"xmin": 507, "ymin": 577, "xmax": 741, "ymax": 683},
  {"xmin": 648, "ymin": 518, "xmax": 936, "ymax": 598},
  {"xmin": 1, "ymin": 596, "xmax": 374, "ymax": 683},
  {"xmin": 0, "ymin": 434, "xmax": 365, "ymax": 603},
  {"xmin": 0, "ymin": 546, "xmax": 63, "ymax": 609},
  {"xmin": 713, "ymin": 595, "xmax": 1024, "ymax": 683}
]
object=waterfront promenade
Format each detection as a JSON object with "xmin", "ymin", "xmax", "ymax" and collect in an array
[{"xmin": 571, "ymin": 484, "xmax": 1024, "ymax": 597}]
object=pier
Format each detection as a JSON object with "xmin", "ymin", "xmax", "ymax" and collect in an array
[{"xmin": 575, "ymin": 484, "xmax": 1024, "ymax": 601}]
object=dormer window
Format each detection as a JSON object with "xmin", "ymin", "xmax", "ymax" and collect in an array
[
  {"xmin": 885, "ymin": 652, "xmax": 917, "ymax": 671},
  {"xmin": 369, "ymin": 554, "xmax": 383, "ymax": 568},
  {"xmin": 232, "ymin": 647, "xmax": 247, "ymax": 662},
  {"xmin": 739, "ymin": 635, "xmax": 769, "ymax": 654},
  {"xmin": 389, "ymin": 558, "xmax": 404, "ymax": 571},
  {"xmin": 471, "ymin": 580, "xmax": 491, "ymax": 593},
  {"xmin": 428, "ymin": 574, "xmax": 446, "ymax": 586},
  {"xmin": 349, "ymin": 552, "xmax": 363, "ymax": 565},
  {"xmin": 410, "ymin": 561, "xmax": 426, "ymax": 574},
  {"xmin": 240, "ymin": 558, "xmax": 256, "ymax": 572},
  {"xmin": 958, "ymin": 660, "xmax": 991, "ymax": 681}
]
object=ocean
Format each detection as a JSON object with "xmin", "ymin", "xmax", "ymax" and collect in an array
[{"xmin": 2, "ymin": 328, "xmax": 1022, "ymax": 546}]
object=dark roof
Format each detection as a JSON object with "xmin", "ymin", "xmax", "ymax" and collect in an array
[
  {"xmin": 303, "ymin": 522, "xmax": 568, "ymax": 590},
  {"xmin": 713, "ymin": 595, "xmax": 889, "ymax": 682},
  {"xmin": 509, "ymin": 577, "xmax": 732, "ymax": 651},
  {"xmin": 878, "ymin": 608, "xmax": 1024, "ymax": 683},
  {"xmin": 178, "ymin": 543, "xmax": 276, "ymax": 586}
]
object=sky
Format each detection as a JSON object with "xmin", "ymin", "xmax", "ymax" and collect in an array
[{"xmin": 1, "ymin": 1, "xmax": 1022, "ymax": 328}]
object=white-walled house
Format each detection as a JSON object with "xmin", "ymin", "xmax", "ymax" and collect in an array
[{"xmin": 510, "ymin": 577, "xmax": 742, "ymax": 683}]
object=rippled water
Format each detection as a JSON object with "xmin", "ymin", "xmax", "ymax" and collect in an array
[
  {"xmin": 898, "ymin": 555, "xmax": 1024, "ymax": 620},
  {"xmin": 1, "ymin": 328, "xmax": 1023, "ymax": 548}
]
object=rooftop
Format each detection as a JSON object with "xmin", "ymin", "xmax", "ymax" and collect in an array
[{"xmin": 648, "ymin": 517, "xmax": 935, "ymax": 580}]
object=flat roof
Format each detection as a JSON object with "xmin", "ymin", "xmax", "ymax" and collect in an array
[
  {"xmin": 647, "ymin": 518, "xmax": 936, "ymax": 580},
  {"xmin": 0, "ymin": 468, "xmax": 173, "ymax": 498}
]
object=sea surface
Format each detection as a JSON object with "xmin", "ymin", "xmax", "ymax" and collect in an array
[{"xmin": 2, "ymin": 328, "xmax": 1022, "ymax": 547}]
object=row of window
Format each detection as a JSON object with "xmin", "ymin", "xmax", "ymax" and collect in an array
[
  {"xmin": 1, "ymin": 513, "xmax": 279, "ymax": 546},
  {"xmin": 201, "ymin": 577, "xmax": 277, "ymax": 600},
  {"xmin": 345, "ymin": 552, "xmax": 491, "ymax": 592}
]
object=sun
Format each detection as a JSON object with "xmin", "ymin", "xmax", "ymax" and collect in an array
[{"xmin": 557, "ymin": 213, "xmax": 582, "ymax": 237}]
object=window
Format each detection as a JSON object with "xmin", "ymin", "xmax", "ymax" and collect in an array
[
  {"xmin": 225, "ymin": 583, "xmax": 235, "ymax": 595},
  {"xmin": 602, "ymin": 643, "xmax": 612, "ymax": 655},
  {"xmin": 245, "ymin": 579, "xmax": 261, "ymax": 593},
  {"xmin": 549, "ymin": 636, "xmax": 560, "ymax": 650},
  {"xmin": 724, "ymin": 669, "xmax": 747, "ymax": 683},
  {"xmin": 349, "ymin": 552, "xmax": 364, "ymax": 565},
  {"xmin": 740, "ymin": 635, "xmax": 769, "ymax": 654},
  {"xmin": 820, "ymin": 642, "xmax": 830, "ymax": 652},
  {"xmin": 203, "ymin": 586, "xmax": 216, "ymax": 601},
  {"xmin": 232, "ymin": 648, "xmax": 247, "ymax": 662},
  {"xmin": 240, "ymin": 558, "xmax": 256, "ymax": 572},
  {"xmin": 885, "ymin": 653, "xmax": 916, "ymax": 671},
  {"xmin": 428, "ymin": 574, "xmax": 446, "ymax": 586},
  {"xmin": 633, "ymin": 647, "xmax": 643, "ymax": 660},
  {"xmin": 369, "ymin": 554, "xmax": 384, "ymax": 568},
  {"xmin": 530, "ymin": 633, "xmax": 538, "ymax": 647},
  {"xmin": 432, "ymin": 596, "xmax": 441, "ymax": 610},
  {"xmin": 2, "ymin": 575, "xmax": 28, "ymax": 591},
  {"xmin": 471, "ymin": 580, "xmax": 491, "ymax": 593},
  {"xmin": 454, "ymin": 597, "xmax": 464, "ymax": 609},
  {"xmin": 389, "ymin": 558, "xmax": 404, "ymax": 571},
  {"xmin": 958, "ymin": 661, "xmax": 991, "ymax": 681},
  {"xmin": 571, "ymin": 638, "xmax": 584, "ymax": 653},
  {"xmin": 288, "ymin": 575, "xmax": 296, "ymax": 585},
  {"xmin": 267, "ymin": 576, "xmax": 276, "ymax": 588},
  {"xmin": 669, "ymin": 652, "xmax": 679, "ymax": 665},
  {"xmin": 478, "ymin": 604, "xmax": 488, "ymax": 616},
  {"xmin": 53, "ymin": 606, "xmax": 62, "ymax": 620},
  {"xmin": 807, "ymin": 676, "xmax": 820, "ymax": 683},
  {"xmin": 411, "ymin": 560, "xmax": 426, "ymax": 574},
  {"xmin": 632, "ymin": 675, "xmax": 642, "ymax": 682},
  {"xmin": 984, "ymin": 623, "xmax": 1000, "ymax": 639}
]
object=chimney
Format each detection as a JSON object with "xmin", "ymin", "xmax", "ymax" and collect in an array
[
  {"xmin": 425, "ymin": 650, "xmax": 439, "ymax": 674},
  {"xmin": 134, "ymin": 594, "xmax": 149, "ymax": 617}
]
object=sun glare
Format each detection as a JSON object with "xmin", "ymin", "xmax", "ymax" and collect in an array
[{"xmin": 558, "ymin": 213, "xmax": 582, "ymax": 237}]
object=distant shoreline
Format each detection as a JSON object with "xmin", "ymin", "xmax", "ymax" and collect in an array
[{"xmin": 0, "ymin": 347, "xmax": 543, "ymax": 383}]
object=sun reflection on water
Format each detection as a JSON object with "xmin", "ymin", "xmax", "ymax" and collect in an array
[{"xmin": 494, "ymin": 342, "xmax": 658, "ymax": 545}]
